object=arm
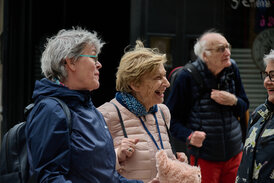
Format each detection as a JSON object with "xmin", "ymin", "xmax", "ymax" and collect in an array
[
  {"xmin": 233, "ymin": 62, "xmax": 249, "ymax": 118},
  {"xmin": 26, "ymin": 100, "xmax": 71, "ymax": 183},
  {"xmin": 97, "ymin": 102, "xmax": 138, "ymax": 169},
  {"xmin": 166, "ymin": 70, "xmax": 194, "ymax": 142},
  {"xmin": 210, "ymin": 62, "xmax": 249, "ymax": 118}
]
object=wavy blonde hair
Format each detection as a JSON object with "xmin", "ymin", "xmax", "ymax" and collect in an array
[{"xmin": 116, "ymin": 40, "xmax": 167, "ymax": 93}]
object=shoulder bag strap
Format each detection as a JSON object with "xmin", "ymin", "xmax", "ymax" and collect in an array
[
  {"xmin": 183, "ymin": 62, "xmax": 205, "ymax": 92},
  {"xmin": 159, "ymin": 107, "xmax": 177, "ymax": 157},
  {"xmin": 110, "ymin": 102, "xmax": 128, "ymax": 138},
  {"xmin": 28, "ymin": 97, "xmax": 72, "ymax": 183},
  {"xmin": 49, "ymin": 97, "xmax": 72, "ymax": 134}
]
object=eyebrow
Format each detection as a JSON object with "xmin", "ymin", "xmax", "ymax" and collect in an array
[{"xmin": 217, "ymin": 43, "xmax": 229, "ymax": 46}]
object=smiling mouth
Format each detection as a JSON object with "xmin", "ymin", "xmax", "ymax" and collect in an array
[{"xmin": 155, "ymin": 90, "xmax": 165, "ymax": 97}]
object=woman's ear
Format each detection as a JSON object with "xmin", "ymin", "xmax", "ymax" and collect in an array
[
  {"xmin": 130, "ymin": 82, "xmax": 141, "ymax": 92},
  {"xmin": 65, "ymin": 58, "xmax": 76, "ymax": 72}
]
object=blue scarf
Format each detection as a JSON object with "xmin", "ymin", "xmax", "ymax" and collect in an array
[{"xmin": 115, "ymin": 92, "xmax": 158, "ymax": 117}]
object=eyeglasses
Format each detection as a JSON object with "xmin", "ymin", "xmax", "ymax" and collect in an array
[
  {"xmin": 260, "ymin": 71, "xmax": 274, "ymax": 81},
  {"xmin": 79, "ymin": 54, "xmax": 99, "ymax": 64},
  {"xmin": 206, "ymin": 44, "xmax": 231, "ymax": 53}
]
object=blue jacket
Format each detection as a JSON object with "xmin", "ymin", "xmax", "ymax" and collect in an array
[
  {"xmin": 25, "ymin": 78, "xmax": 142, "ymax": 183},
  {"xmin": 236, "ymin": 100, "xmax": 274, "ymax": 183},
  {"xmin": 166, "ymin": 59, "xmax": 249, "ymax": 161}
]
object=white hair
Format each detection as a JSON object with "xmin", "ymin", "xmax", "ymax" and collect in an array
[
  {"xmin": 193, "ymin": 29, "xmax": 222, "ymax": 60},
  {"xmin": 263, "ymin": 49, "xmax": 274, "ymax": 66},
  {"xmin": 41, "ymin": 26, "xmax": 105, "ymax": 81},
  {"xmin": 194, "ymin": 39, "xmax": 208, "ymax": 60}
]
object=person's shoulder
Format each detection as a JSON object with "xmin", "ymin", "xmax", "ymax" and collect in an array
[
  {"xmin": 172, "ymin": 66, "xmax": 193, "ymax": 85},
  {"xmin": 158, "ymin": 103, "xmax": 169, "ymax": 112},
  {"xmin": 97, "ymin": 99, "xmax": 116, "ymax": 110},
  {"xmin": 34, "ymin": 97, "xmax": 65, "ymax": 112},
  {"xmin": 230, "ymin": 58, "xmax": 240, "ymax": 70},
  {"xmin": 97, "ymin": 98, "xmax": 123, "ymax": 117},
  {"xmin": 230, "ymin": 58, "xmax": 237, "ymax": 65},
  {"xmin": 253, "ymin": 103, "xmax": 266, "ymax": 113},
  {"xmin": 158, "ymin": 104, "xmax": 171, "ymax": 121},
  {"xmin": 27, "ymin": 97, "xmax": 69, "ymax": 132},
  {"xmin": 250, "ymin": 103, "xmax": 266, "ymax": 119}
]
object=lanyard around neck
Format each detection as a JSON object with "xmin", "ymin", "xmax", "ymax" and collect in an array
[{"xmin": 138, "ymin": 113, "xmax": 164, "ymax": 150}]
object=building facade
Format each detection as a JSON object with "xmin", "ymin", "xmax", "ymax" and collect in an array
[{"xmin": 1, "ymin": 0, "xmax": 273, "ymax": 142}]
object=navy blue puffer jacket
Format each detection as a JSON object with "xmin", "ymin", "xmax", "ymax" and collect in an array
[
  {"xmin": 25, "ymin": 78, "xmax": 142, "ymax": 183},
  {"xmin": 166, "ymin": 59, "xmax": 249, "ymax": 161}
]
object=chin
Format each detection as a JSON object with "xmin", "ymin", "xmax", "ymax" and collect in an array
[
  {"xmin": 224, "ymin": 60, "xmax": 231, "ymax": 67},
  {"xmin": 89, "ymin": 83, "xmax": 100, "ymax": 91},
  {"xmin": 157, "ymin": 98, "xmax": 164, "ymax": 104},
  {"xmin": 268, "ymin": 95, "xmax": 274, "ymax": 104}
]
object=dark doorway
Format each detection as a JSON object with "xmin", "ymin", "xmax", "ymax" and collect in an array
[{"xmin": 2, "ymin": 0, "xmax": 130, "ymax": 135}]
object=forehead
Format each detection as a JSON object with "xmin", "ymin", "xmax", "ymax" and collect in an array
[
  {"xmin": 202, "ymin": 33, "xmax": 228, "ymax": 47},
  {"xmin": 142, "ymin": 64, "xmax": 163, "ymax": 77},
  {"xmin": 84, "ymin": 44, "xmax": 97, "ymax": 53},
  {"xmin": 266, "ymin": 61, "xmax": 274, "ymax": 71}
]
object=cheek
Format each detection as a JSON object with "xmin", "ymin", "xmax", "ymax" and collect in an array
[{"xmin": 144, "ymin": 85, "xmax": 154, "ymax": 95}]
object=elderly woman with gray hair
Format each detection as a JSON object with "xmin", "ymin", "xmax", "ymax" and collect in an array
[
  {"xmin": 236, "ymin": 49, "xmax": 274, "ymax": 183},
  {"xmin": 25, "ymin": 27, "xmax": 142, "ymax": 183},
  {"xmin": 98, "ymin": 40, "xmax": 187, "ymax": 183}
]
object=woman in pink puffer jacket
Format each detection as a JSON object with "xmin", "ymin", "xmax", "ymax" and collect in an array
[{"xmin": 98, "ymin": 40, "xmax": 186, "ymax": 183}]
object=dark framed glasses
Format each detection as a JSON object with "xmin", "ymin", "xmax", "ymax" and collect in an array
[
  {"xmin": 260, "ymin": 71, "xmax": 274, "ymax": 81},
  {"xmin": 206, "ymin": 43, "xmax": 231, "ymax": 53},
  {"xmin": 79, "ymin": 54, "xmax": 98, "ymax": 64}
]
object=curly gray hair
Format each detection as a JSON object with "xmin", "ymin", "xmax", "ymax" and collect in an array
[
  {"xmin": 41, "ymin": 27, "xmax": 105, "ymax": 81},
  {"xmin": 263, "ymin": 49, "xmax": 274, "ymax": 66}
]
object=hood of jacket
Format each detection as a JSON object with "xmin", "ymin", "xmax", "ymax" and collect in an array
[{"xmin": 32, "ymin": 78, "xmax": 93, "ymax": 107}]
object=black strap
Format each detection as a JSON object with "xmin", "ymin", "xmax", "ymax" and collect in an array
[
  {"xmin": 159, "ymin": 107, "xmax": 177, "ymax": 158},
  {"xmin": 49, "ymin": 97, "xmax": 72, "ymax": 134},
  {"xmin": 27, "ymin": 97, "xmax": 72, "ymax": 183},
  {"xmin": 25, "ymin": 97, "xmax": 72, "ymax": 134},
  {"xmin": 183, "ymin": 63, "xmax": 203, "ymax": 165},
  {"xmin": 110, "ymin": 102, "xmax": 128, "ymax": 138},
  {"xmin": 169, "ymin": 67, "xmax": 183, "ymax": 88},
  {"xmin": 183, "ymin": 63, "xmax": 204, "ymax": 92}
]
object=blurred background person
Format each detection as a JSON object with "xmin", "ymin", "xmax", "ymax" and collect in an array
[
  {"xmin": 236, "ymin": 49, "xmax": 274, "ymax": 183},
  {"xmin": 166, "ymin": 29, "xmax": 249, "ymax": 183}
]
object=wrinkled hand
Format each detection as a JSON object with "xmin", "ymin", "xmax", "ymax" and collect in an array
[
  {"xmin": 117, "ymin": 138, "xmax": 139, "ymax": 163},
  {"xmin": 189, "ymin": 131, "xmax": 206, "ymax": 148},
  {"xmin": 148, "ymin": 178, "xmax": 160, "ymax": 183},
  {"xmin": 211, "ymin": 89, "xmax": 237, "ymax": 106},
  {"xmin": 176, "ymin": 152, "xmax": 188, "ymax": 163}
]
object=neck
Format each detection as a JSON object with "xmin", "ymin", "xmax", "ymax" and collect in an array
[
  {"xmin": 208, "ymin": 66, "xmax": 222, "ymax": 76},
  {"xmin": 133, "ymin": 93, "xmax": 151, "ymax": 112}
]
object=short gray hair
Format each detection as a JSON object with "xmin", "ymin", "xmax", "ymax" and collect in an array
[
  {"xmin": 263, "ymin": 49, "xmax": 274, "ymax": 66},
  {"xmin": 41, "ymin": 27, "xmax": 105, "ymax": 81},
  {"xmin": 193, "ymin": 29, "xmax": 222, "ymax": 60},
  {"xmin": 194, "ymin": 39, "xmax": 207, "ymax": 60}
]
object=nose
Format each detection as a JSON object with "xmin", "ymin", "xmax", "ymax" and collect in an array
[
  {"xmin": 163, "ymin": 77, "xmax": 170, "ymax": 88},
  {"xmin": 96, "ymin": 60, "xmax": 102, "ymax": 69},
  {"xmin": 224, "ymin": 47, "xmax": 231, "ymax": 56},
  {"xmin": 264, "ymin": 76, "xmax": 271, "ymax": 83}
]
